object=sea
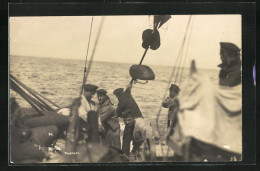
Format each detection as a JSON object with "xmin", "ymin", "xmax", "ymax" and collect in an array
[{"xmin": 10, "ymin": 55, "xmax": 219, "ymax": 136}]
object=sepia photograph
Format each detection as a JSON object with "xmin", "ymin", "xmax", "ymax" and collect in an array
[{"xmin": 9, "ymin": 15, "xmax": 242, "ymax": 164}]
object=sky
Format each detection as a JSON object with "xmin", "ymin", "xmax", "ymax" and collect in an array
[{"xmin": 9, "ymin": 15, "xmax": 241, "ymax": 70}]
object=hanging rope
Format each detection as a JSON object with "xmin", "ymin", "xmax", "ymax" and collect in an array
[
  {"xmin": 174, "ymin": 43, "xmax": 186, "ymax": 83},
  {"xmin": 81, "ymin": 16, "xmax": 94, "ymax": 93},
  {"xmin": 174, "ymin": 16, "xmax": 192, "ymax": 84},
  {"xmin": 83, "ymin": 17, "xmax": 105, "ymax": 86},
  {"xmin": 178, "ymin": 16, "xmax": 194, "ymax": 85},
  {"xmin": 155, "ymin": 15, "xmax": 193, "ymax": 161},
  {"xmin": 187, "ymin": 16, "xmax": 195, "ymax": 69},
  {"xmin": 164, "ymin": 16, "xmax": 194, "ymax": 159}
]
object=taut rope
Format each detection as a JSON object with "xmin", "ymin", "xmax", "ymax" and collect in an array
[
  {"xmin": 81, "ymin": 17, "xmax": 94, "ymax": 93},
  {"xmin": 155, "ymin": 15, "xmax": 193, "ymax": 161}
]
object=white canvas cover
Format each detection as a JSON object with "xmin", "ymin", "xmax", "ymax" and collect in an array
[{"xmin": 168, "ymin": 71, "xmax": 242, "ymax": 155}]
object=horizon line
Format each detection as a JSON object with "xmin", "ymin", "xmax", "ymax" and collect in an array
[{"xmin": 9, "ymin": 54, "xmax": 219, "ymax": 70}]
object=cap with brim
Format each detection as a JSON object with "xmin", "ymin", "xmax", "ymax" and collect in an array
[
  {"xmin": 97, "ymin": 89, "xmax": 107, "ymax": 95},
  {"xmin": 83, "ymin": 84, "xmax": 98, "ymax": 92},
  {"xmin": 113, "ymin": 88, "xmax": 124, "ymax": 96},
  {"xmin": 169, "ymin": 84, "xmax": 180, "ymax": 92},
  {"xmin": 220, "ymin": 42, "xmax": 240, "ymax": 54}
]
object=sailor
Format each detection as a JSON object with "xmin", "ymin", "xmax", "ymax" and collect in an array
[
  {"xmin": 96, "ymin": 89, "xmax": 121, "ymax": 149},
  {"xmin": 78, "ymin": 84, "xmax": 102, "ymax": 142},
  {"xmin": 113, "ymin": 83, "xmax": 143, "ymax": 156},
  {"xmin": 64, "ymin": 105, "xmax": 129, "ymax": 163},
  {"xmin": 169, "ymin": 43, "xmax": 242, "ymax": 162},
  {"xmin": 162, "ymin": 84, "xmax": 180, "ymax": 128},
  {"xmin": 184, "ymin": 42, "xmax": 242, "ymax": 161},
  {"xmin": 78, "ymin": 84, "xmax": 99, "ymax": 121},
  {"xmin": 218, "ymin": 42, "xmax": 241, "ymax": 87}
]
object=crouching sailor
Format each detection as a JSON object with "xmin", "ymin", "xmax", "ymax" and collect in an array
[{"xmin": 96, "ymin": 89, "xmax": 121, "ymax": 149}]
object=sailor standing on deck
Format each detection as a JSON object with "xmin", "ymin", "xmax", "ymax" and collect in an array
[
  {"xmin": 113, "ymin": 83, "xmax": 143, "ymax": 156},
  {"xmin": 162, "ymin": 84, "xmax": 180, "ymax": 129},
  {"xmin": 96, "ymin": 89, "xmax": 121, "ymax": 149}
]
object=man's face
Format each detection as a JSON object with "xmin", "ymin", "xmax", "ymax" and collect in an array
[
  {"xmin": 170, "ymin": 89, "xmax": 177, "ymax": 97},
  {"xmin": 84, "ymin": 90, "xmax": 96, "ymax": 100},
  {"xmin": 220, "ymin": 49, "xmax": 227, "ymax": 63},
  {"xmin": 98, "ymin": 94, "xmax": 106, "ymax": 104},
  {"xmin": 220, "ymin": 49, "xmax": 235, "ymax": 65}
]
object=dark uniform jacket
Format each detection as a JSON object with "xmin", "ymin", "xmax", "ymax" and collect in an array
[
  {"xmin": 116, "ymin": 87, "xmax": 143, "ymax": 121},
  {"xmin": 218, "ymin": 60, "xmax": 241, "ymax": 87}
]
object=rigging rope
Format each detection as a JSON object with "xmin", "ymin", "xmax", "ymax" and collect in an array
[
  {"xmin": 10, "ymin": 74, "xmax": 55, "ymax": 111},
  {"xmin": 65, "ymin": 17, "xmax": 105, "ymax": 160},
  {"xmin": 10, "ymin": 78, "xmax": 45, "ymax": 114},
  {"xmin": 174, "ymin": 43, "xmax": 186, "ymax": 83},
  {"xmin": 82, "ymin": 17, "xmax": 94, "ymax": 93},
  {"xmin": 10, "ymin": 74, "xmax": 64, "ymax": 114},
  {"xmin": 174, "ymin": 16, "xmax": 192, "ymax": 84},
  {"xmin": 178, "ymin": 16, "xmax": 194, "ymax": 85},
  {"xmin": 165, "ymin": 16, "xmax": 194, "ymax": 158},
  {"xmin": 155, "ymin": 15, "xmax": 193, "ymax": 160},
  {"xmin": 83, "ymin": 17, "xmax": 105, "ymax": 87},
  {"xmin": 10, "ymin": 74, "xmax": 61, "ymax": 109}
]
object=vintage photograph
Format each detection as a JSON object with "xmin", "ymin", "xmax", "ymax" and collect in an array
[{"xmin": 9, "ymin": 15, "xmax": 242, "ymax": 163}]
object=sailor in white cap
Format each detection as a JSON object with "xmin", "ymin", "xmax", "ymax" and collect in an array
[{"xmin": 78, "ymin": 84, "xmax": 99, "ymax": 121}]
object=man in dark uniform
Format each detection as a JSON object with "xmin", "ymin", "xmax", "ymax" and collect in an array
[
  {"xmin": 113, "ymin": 83, "xmax": 143, "ymax": 156},
  {"xmin": 218, "ymin": 42, "xmax": 241, "ymax": 87}
]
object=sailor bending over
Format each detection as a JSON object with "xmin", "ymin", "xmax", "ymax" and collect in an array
[{"xmin": 113, "ymin": 83, "xmax": 143, "ymax": 156}]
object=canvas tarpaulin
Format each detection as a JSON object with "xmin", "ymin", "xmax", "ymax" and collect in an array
[{"xmin": 167, "ymin": 71, "xmax": 242, "ymax": 160}]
